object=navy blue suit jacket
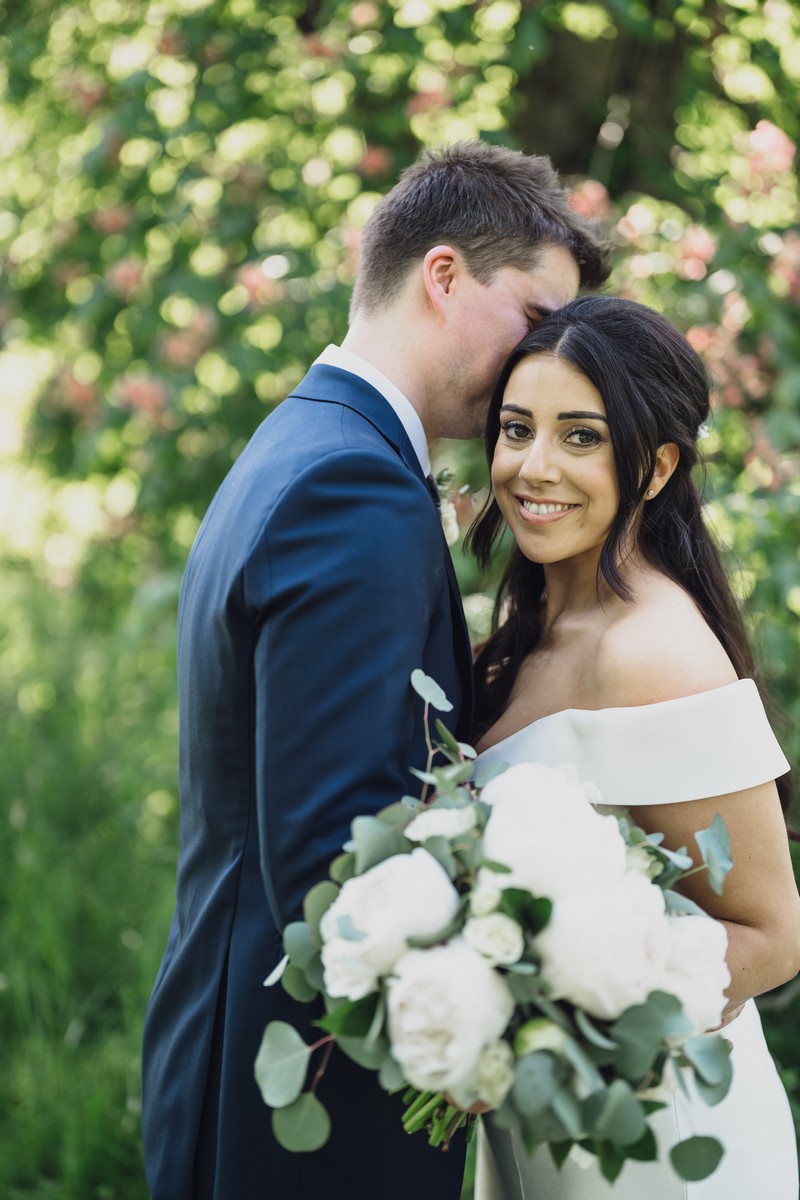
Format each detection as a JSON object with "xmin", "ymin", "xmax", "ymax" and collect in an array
[{"xmin": 141, "ymin": 365, "xmax": 474, "ymax": 1199}]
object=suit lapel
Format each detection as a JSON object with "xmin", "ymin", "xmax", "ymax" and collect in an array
[{"xmin": 289, "ymin": 364, "xmax": 475, "ymax": 735}]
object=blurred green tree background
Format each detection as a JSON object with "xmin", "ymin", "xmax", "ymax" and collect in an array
[{"xmin": 1, "ymin": 0, "xmax": 798, "ymax": 1195}]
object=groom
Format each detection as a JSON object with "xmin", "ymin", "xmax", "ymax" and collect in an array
[{"xmin": 141, "ymin": 141, "xmax": 608, "ymax": 1200}]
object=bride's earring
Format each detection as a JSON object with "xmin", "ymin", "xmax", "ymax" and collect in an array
[{"xmin": 647, "ymin": 489, "xmax": 655, "ymax": 498}]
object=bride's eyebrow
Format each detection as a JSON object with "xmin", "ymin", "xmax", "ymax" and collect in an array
[
  {"xmin": 499, "ymin": 404, "xmax": 532, "ymax": 416},
  {"xmin": 558, "ymin": 410, "xmax": 608, "ymax": 422}
]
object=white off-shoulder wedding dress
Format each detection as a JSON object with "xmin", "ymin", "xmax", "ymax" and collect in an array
[{"xmin": 474, "ymin": 680, "xmax": 798, "ymax": 1200}]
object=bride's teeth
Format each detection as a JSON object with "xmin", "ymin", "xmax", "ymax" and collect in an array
[{"xmin": 522, "ymin": 501, "xmax": 573, "ymax": 515}]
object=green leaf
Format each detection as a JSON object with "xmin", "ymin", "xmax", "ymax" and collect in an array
[
  {"xmin": 282, "ymin": 962, "xmax": 319, "ymax": 1003},
  {"xmin": 337, "ymin": 1032, "xmax": 390, "ymax": 1070},
  {"xmin": 350, "ymin": 815, "xmax": 409, "ymax": 874},
  {"xmin": 512, "ymin": 1051, "xmax": 560, "ymax": 1117},
  {"xmin": 479, "ymin": 858, "xmax": 513, "ymax": 874},
  {"xmin": 670, "ymin": 1135, "xmax": 724, "ymax": 1181},
  {"xmin": 595, "ymin": 1138, "xmax": 626, "ymax": 1183},
  {"xmin": 317, "ymin": 994, "xmax": 379, "ymax": 1038},
  {"xmin": 574, "ymin": 1008, "xmax": 618, "ymax": 1051},
  {"xmin": 609, "ymin": 1004, "xmax": 663, "ymax": 1080},
  {"xmin": 695, "ymin": 814, "xmax": 733, "ymax": 895},
  {"xmin": 663, "ymin": 889, "xmax": 710, "ymax": 918},
  {"xmin": 303, "ymin": 880, "xmax": 339, "ymax": 942},
  {"xmin": 410, "ymin": 669, "xmax": 453, "ymax": 712},
  {"xmin": 284, "ymin": 921, "xmax": 318, "ymax": 968},
  {"xmin": 548, "ymin": 1140, "xmax": 575, "ymax": 1170},
  {"xmin": 254, "ymin": 1021, "xmax": 311, "ymax": 1108},
  {"xmin": 378, "ymin": 1053, "xmax": 407, "ymax": 1092},
  {"xmin": 434, "ymin": 718, "xmax": 462, "ymax": 760},
  {"xmin": 329, "ymin": 851, "xmax": 356, "ymax": 884},
  {"xmin": 272, "ymin": 1092, "xmax": 331, "ymax": 1152},
  {"xmin": 263, "ymin": 953, "xmax": 288, "ymax": 988},
  {"xmin": 683, "ymin": 1034, "xmax": 731, "ymax": 1085},
  {"xmin": 551, "ymin": 1088, "xmax": 584, "ymax": 1140},
  {"xmin": 415, "ymin": 833, "xmax": 456, "ymax": 878},
  {"xmin": 336, "ymin": 913, "xmax": 367, "ymax": 941},
  {"xmin": 582, "ymin": 1080, "xmax": 646, "ymax": 1147},
  {"xmin": 625, "ymin": 1124, "xmax": 658, "ymax": 1162},
  {"xmin": 499, "ymin": 888, "xmax": 551, "ymax": 933}
]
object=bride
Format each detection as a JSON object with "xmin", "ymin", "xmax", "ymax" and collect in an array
[{"xmin": 466, "ymin": 296, "xmax": 800, "ymax": 1199}]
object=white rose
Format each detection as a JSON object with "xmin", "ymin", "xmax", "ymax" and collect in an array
[
  {"xmin": 463, "ymin": 913, "xmax": 525, "ymax": 966},
  {"xmin": 534, "ymin": 873, "xmax": 672, "ymax": 1020},
  {"xmin": 658, "ymin": 915, "xmax": 730, "ymax": 1034},
  {"xmin": 405, "ymin": 805, "xmax": 477, "ymax": 843},
  {"xmin": 481, "ymin": 762, "xmax": 627, "ymax": 902},
  {"xmin": 387, "ymin": 938, "xmax": 515, "ymax": 1096},
  {"xmin": 470, "ymin": 873, "xmax": 502, "ymax": 916},
  {"xmin": 475, "ymin": 1039, "xmax": 516, "ymax": 1108},
  {"xmin": 320, "ymin": 849, "xmax": 460, "ymax": 1000},
  {"xmin": 626, "ymin": 842, "xmax": 662, "ymax": 881}
]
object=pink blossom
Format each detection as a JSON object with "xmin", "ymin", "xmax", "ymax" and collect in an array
[
  {"xmin": 117, "ymin": 374, "xmax": 168, "ymax": 417},
  {"xmin": 748, "ymin": 120, "xmax": 795, "ymax": 176},
  {"xmin": 350, "ymin": 2, "xmax": 379, "ymax": 26},
  {"xmin": 357, "ymin": 146, "xmax": 393, "ymax": 177},
  {"xmin": 406, "ymin": 89, "xmax": 449, "ymax": 116},
  {"xmin": 569, "ymin": 179, "xmax": 609, "ymax": 220},
  {"xmin": 106, "ymin": 258, "xmax": 145, "ymax": 301},
  {"xmin": 92, "ymin": 206, "xmax": 133, "ymax": 236},
  {"xmin": 236, "ymin": 263, "xmax": 279, "ymax": 309}
]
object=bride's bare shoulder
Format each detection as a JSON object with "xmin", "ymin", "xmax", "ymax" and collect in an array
[{"xmin": 592, "ymin": 573, "xmax": 738, "ymax": 709}]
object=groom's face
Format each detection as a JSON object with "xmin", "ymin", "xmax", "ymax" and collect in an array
[{"xmin": 441, "ymin": 244, "xmax": 581, "ymax": 439}]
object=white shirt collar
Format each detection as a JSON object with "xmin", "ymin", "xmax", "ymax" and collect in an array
[{"xmin": 313, "ymin": 344, "xmax": 431, "ymax": 477}]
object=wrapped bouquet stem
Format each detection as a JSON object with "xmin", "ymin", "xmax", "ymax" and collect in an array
[{"xmin": 255, "ymin": 671, "xmax": 734, "ymax": 1183}]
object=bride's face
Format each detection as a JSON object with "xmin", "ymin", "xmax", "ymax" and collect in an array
[{"xmin": 491, "ymin": 354, "xmax": 620, "ymax": 569}]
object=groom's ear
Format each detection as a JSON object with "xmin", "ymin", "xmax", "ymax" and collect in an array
[
  {"xmin": 421, "ymin": 245, "xmax": 462, "ymax": 314},
  {"xmin": 648, "ymin": 443, "xmax": 680, "ymax": 497}
]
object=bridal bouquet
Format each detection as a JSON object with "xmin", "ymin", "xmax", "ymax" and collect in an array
[{"xmin": 255, "ymin": 671, "xmax": 734, "ymax": 1184}]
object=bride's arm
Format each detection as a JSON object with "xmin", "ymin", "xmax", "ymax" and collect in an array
[{"xmin": 634, "ymin": 785, "xmax": 800, "ymax": 1019}]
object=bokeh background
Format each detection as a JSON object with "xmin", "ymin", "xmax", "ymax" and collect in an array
[{"xmin": 1, "ymin": 0, "xmax": 798, "ymax": 1196}]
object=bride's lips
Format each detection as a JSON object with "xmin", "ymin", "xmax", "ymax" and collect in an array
[{"xmin": 515, "ymin": 497, "xmax": 580, "ymax": 525}]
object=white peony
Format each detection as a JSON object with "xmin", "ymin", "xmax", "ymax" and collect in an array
[
  {"xmin": 405, "ymin": 804, "xmax": 477, "ymax": 843},
  {"xmin": 463, "ymin": 913, "xmax": 525, "ymax": 966},
  {"xmin": 480, "ymin": 762, "xmax": 627, "ymax": 902},
  {"xmin": 387, "ymin": 938, "xmax": 515, "ymax": 1097},
  {"xmin": 320, "ymin": 849, "xmax": 460, "ymax": 1001},
  {"xmin": 658, "ymin": 914, "xmax": 730, "ymax": 1034},
  {"xmin": 534, "ymin": 873, "xmax": 672, "ymax": 1020}
]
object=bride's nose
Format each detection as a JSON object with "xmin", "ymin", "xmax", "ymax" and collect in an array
[{"xmin": 518, "ymin": 436, "xmax": 561, "ymax": 485}]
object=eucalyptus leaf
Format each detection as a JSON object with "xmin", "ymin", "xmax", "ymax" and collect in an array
[
  {"xmin": 499, "ymin": 888, "xmax": 551, "ymax": 934},
  {"xmin": 336, "ymin": 914, "xmax": 367, "ymax": 942},
  {"xmin": 284, "ymin": 921, "xmax": 318, "ymax": 968},
  {"xmin": 417, "ymin": 833, "xmax": 456, "ymax": 878},
  {"xmin": 683, "ymin": 1035, "xmax": 732, "ymax": 1089},
  {"xmin": 434, "ymin": 718, "xmax": 462, "ymax": 759},
  {"xmin": 254, "ymin": 1021, "xmax": 311, "ymax": 1108},
  {"xmin": 663, "ymin": 889, "xmax": 710, "ymax": 918},
  {"xmin": 303, "ymin": 881, "xmax": 339, "ymax": 944},
  {"xmin": 512, "ymin": 1051, "xmax": 560, "ymax": 1118},
  {"xmin": 338, "ymin": 1031, "xmax": 390, "ymax": 1070},
  {"xmin": 506, "ymin": 971, "xmax": 546, "ymax": 1003},
  {"xmin": 695, "ymin": 814, "xmax": 732, "ymax": 895},
  {"xmin": 595, "ymin": 1138, "xmax": 626, "ymax": 1183},
  {"xmin": 272, "ymin": 1092, "xmax": 331, "ymax": 1152},
  {"xmin": 670, "ymin": 1135, "xmax": 724, "ymax": 1181},
  {"xmin": 551, "ymin": 1088, "xmax": 584, "ymax": 1140},
  {"xmin": 350, "ymin": 814, "xmax": 409, "ymax": 874},
  {"xmin": 378, "ymin": 1053, "xmax": 407, "ymax": 1093},
  {"xmin": 329, "ymin": 851, "xmax": 356, "ymax": 884},
  {"xmin": 263, "ymin": 953, "xmax": 288, "ymax": 988},
  {"xmin": 582, "ymin": 1080, "xmax": 646, "ymax": 1147},
  {"xmin": 473, "ymin": 759, "xmax": 511, "ymax": 789},
  {"xmin": 610, "ymin": 1004, "xmax": 663, "ymax": 1080},
  {"xmin": 410, "ymin": 669, "xmax": 453, "ymax": 712},
  {"xmin": 282, "ymin": 962, "xmax": 319, "ymax": 1003},
  {"xmin": 574, "ymin": 1008, "xmax": 618, "ymax": 1051},
  {"xmin": 625, "ymin": 1124, "xmax": 658, "ymax": 1162}
]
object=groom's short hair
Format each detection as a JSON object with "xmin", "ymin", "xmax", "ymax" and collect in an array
[{"xmin": 349, "ymin": 141, "xmax": 609, "ymax": 316}]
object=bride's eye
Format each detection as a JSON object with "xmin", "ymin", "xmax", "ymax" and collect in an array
[
  {"xmin": 565, "ymin": 426, "xmax": 602, "ymax": 447},
  {"xmin": 499, "ymin": 419, "xmax": 531, "ymax": 442}
]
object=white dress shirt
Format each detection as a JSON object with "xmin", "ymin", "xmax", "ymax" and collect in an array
[{"xmin": 314, "ymin": 343, "xmax": 431, "ymax": 477}]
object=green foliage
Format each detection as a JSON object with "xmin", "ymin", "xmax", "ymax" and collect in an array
[{"xmin": 0, "ymin": 0, "xmax": 799, "ymax": 1195}]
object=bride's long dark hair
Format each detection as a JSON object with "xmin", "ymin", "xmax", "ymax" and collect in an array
[{"xmin": 466, "ymin": 295, "xmax": 792, "ymax": 814}]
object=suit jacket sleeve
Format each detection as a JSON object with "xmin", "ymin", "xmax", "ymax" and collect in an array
[{"xmin": 243, "ymin": 445, "xmax": 449, "ymax": 928}]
